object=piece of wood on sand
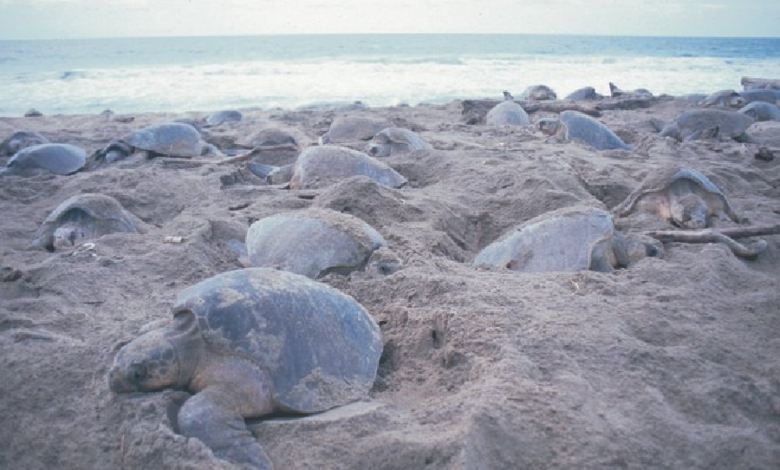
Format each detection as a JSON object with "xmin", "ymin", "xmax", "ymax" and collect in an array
[
  {"xmin": 643, "ymin": 224, "xmax": 780, "ymax": 259},
  {"xmin": 741, "ymin": 77, "xmax": 780, "ymax": 90}
]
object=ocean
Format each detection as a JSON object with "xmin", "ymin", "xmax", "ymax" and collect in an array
[{"xmin": 1, "ymin": 34, "xmax": 779, "ymax": 116}]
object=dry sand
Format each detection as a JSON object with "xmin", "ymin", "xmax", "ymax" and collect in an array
[{"xmin": 1, "ymin": 95, "xmax": 780, "ymax": 470}]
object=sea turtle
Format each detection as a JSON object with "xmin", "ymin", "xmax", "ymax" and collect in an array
[
  {"xmin": 699, "ymin": 90, "xmax": 746, "ymax": 108},
  {"xmin": 205, "ymin": 110, "xmax": 243, "ymax": 127},
  {"xmin": 246, "ymin": 208, "xmax": 389, "ymax": 278},
  {"xmin": 609, "ymin": 82, "xmax": 653, "ymax": 99},
  {"xmin": 537, "ymin": 110, "xmax": 631, "ymax": 150},
  {"xmin": 290, "ymin": 145, "xmax": 407, "ymax": 189},
  {"xmin": 321, "ymin": 116, "xmax": 392, "ymax": 144},
  {"xmin": 564, "ymin": 87, "xmax": 603, "ymax": 101},
  {"xmin": 658, "ymin": 109, "xmax": 754, "ymax": 142},
  {"xmin": 31, "ymin": 193, "xmax": 141, "ymax": 250},
  {"xmin": 109, "ymin": 267, "xmax": 382, "ymax": 470},
  {"xmin": 98, "ymin": 123, "xmax": 204, "ymax": 161},
  {"xmin": 739, "ymin": 101, "xmax": 780, "ymax": 122},
  {"xmin": 485, "ymin": 100, "xmax": 531, "ymax": 126},
  {"xmin": 1, "ymin": 143, "xmax": 86, "ymax": 176},
  {"xmin": 365, "ymin": 127, "xmax": 432, "ymax": 157},
  {"xmin": 521, "ymin": 85, "xmax": 557, "ymax": 101},
  {"xmin": 472, "ymin": 206, "xmax": 660, "ymax": 273},
  {"xmin": 0, "ymin": 131, "xmax": 49, "ymax": 157},
  {"xmin": 613, "ymin": 167, "xmax": 738, "ymax": 228},
  {"xmin": 739, "ymin": 89, "xmax": 780, "ymax": 104}
]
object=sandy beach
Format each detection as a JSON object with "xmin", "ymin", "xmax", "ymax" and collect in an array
[{"xmin": 1, "ymin": 90, "xmax": 780, "ymax": 470}]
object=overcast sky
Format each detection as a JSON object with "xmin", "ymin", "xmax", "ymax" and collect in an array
[{"xmin": 0, "ymin": 0, "xmax": 778, "ymax": 40}]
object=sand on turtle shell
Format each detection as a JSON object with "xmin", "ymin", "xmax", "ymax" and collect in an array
[{"xmin": 1, "ymin": 98, "xmax": 780, "ymax": 470}]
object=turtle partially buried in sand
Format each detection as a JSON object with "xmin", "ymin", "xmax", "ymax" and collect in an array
[
  {"xmin": 538, "ymin": 110, "xmax": 631, "ymax": 151},
  {"xmin": 1, "ymin": 143, "xmax": 86, "ymax": 176},
  {"xmin": 473, "ymin": 206, "xmax": 661, "ymax": 273},
  {"xmin": 655, "ymin": 109, "xmax": 754, "ymax": 142},
  {"xmin": 109, "ymin": 268, "xmax": 383, "ymax": 470},
  {"xmin": 32, "ymin": 194, "xmax": 142, "ymax": 250},
  {"xmin": 613, "ymin": 167, "xmax": 738, "ymax": 229},
  {"xmin": 98, "ymin": 122, "xmax": 204, "ymax": 162},
  {"xmin": 246, "ymin": 208, "xmax": 396, "ymax": 279},
  {"xmin": 366, "ymin": 127, "xmax": 432, "ymax": 157}
]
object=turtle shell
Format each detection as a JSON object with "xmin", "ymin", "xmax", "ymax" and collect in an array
[
  {"xmin": 5, "ymin": 143, "xmax": 86, "ymax": 176},
  {"xmin": 660, "ymin": 109, "xmax": 754, "ymax": 141},
  {"xmin": 170, "ymin": 268, "xmax": 382, "ymax": 413},
  {"xmin": 32, "ymin": 193, "xmax": 140, "ymax": 249},
  {"xmin": 0, "ymin": 131, "xmax": 49, "ymax": 157},
  {"xmin": 366, "ymin": 127, "xmax": 432, "ymax": 157},
  {"xmin": 290, "ymin": 146, "xmax": 407, "ymax": 189},
  {"xmin": 473, "ymin": 206, "xmax": 614, "ymax": 273},
  {"xmin": 738, "ymin": 102, "xmax": 780, "ymax": 122},
  {"xmin": 613, "ymin": 167, "xmax": 737, "ymax": 221},
  {"xmin": 125, "ymin": 123, "xmax": 203, "ymax": 157},
  {"xmin": 564, "ymin": 87, "xmax": 603, "ymax": 101},
  {"xmin": 246, "ymin": 208, "xmax": 387, "ymax": 279},
  {"xmin": 322, "ymin": 117, "xmax": 392, "ymax": 144},
  {"xmin": 485, "ymin": 101, "xmax": 531, "ymax": 126},
  {"xmin": 521, "ymin": 84, "xmax": 557, "ymax": 101},
  {"xmin": 205, "ymin": 110, "xmax": 242, "ymax": 127},
  {"xmin": 559, "ymin": 111, "xmax": 630, "ymax": 151}
]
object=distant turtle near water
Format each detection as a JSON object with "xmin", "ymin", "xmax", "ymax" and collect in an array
[
  {"xmin": 31, "ymin": 193, "xmax": 141, "ymax": 251},
  {"xmin": 739, "ymin": 89, "xmax": 780, "ymax": 105},
  {"xmin": 609, "ymin": 82, "xmax": 653, "ymax": 98},
  {"xmin": 473, "ymin": 206, "xmax": 661, "ymax": 273},
  {"xmin": 1, "ymin": 143, "xmax": 86, "ymax": 176},
  {"xmin": 109, "ymin": 267, "xmax": 382, "ymax": 470},
  {"xmin": 246, "ymin": 208, "xmax": 395, "ymax": 279},
  {"xmin": 657, "ymin": 109, "xmax": 754, "ymax": 142},
  {"xmin": 321, "ymin": 116, "xmax": 392, "ymax": 144},
  {"xmin": 739, "ymin": 101, "xmax": 780, "ymax": 122},
  {"xmin": 97, "ymin": 122, "xmax": 204, "ymax": 162},
  {"xmin": 564, "ymin": 87, "xmax": 603, "ymax": 101},
  {"xmin": 0, "ymin": 131, "xmax": 49, "ymax": 157},
  {"xmin": 613, "ymin": 167, "xmax": 738, "ymax": 229},
  {"xmin": 485, "ymin": 100, "xmax": 531, "ymax": 127},
  {"xmin": 699, "ymin": 90, "xmax": 746, "ymax": 109},
  {"xmin": 366, "ymin": 127, "xmax": 432, "ymax": 157},
  {"xmin": 537, "ymin": 110, "xmax": 631, "ymax": 151},
  {"xmin": 521, "ymin": 85, "xmax": 557, "ymax": 101},
  {"xmin": 204, "ymin": 110, "xmax": 243, "ymax": 127}
]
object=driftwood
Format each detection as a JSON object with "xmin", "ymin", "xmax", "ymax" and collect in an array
[
  {"xmin": 741, "ymin": 77, "xmax": 780, "ymax": 91},
  {"xmin": 461, "ymin": 97, "xmax": 655, "ymax": 125},
  {"xmin": 642, "ymin": 224, "xmax": 780, "ymax": 259},
  {"xmin": 217, "ymin": 144, "xmax": 299, "ymax": 165}
]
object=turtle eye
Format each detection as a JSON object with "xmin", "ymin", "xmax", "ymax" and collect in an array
[{"xmin": 132, "ymin": 363, "xmax": 148, "ymax": 382}]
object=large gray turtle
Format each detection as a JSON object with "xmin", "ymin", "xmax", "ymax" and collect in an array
[
  {"xmin": 473, "ymin": 206, "xmax": 660, "ymax": 273},
  {"xmin": 31, "ymin": 193, "xmax": 141, "ymax": 250},
  {"xmin": 537, "ymin": 110, "xmax": 631, "ymax": 150},
  {"xmin": 0, "ymin": 131, "xmax": 49, "ymax": 157},
  {"xmin": 321, "ymin": 116, "xmax": 392, "ymax": 144},
  {"xmin": 658, "ymin": 109, "xmax": 754, "ymax": 142},
  {"xmin": 99, "ymin": 123, "xmax": 204, "ymax": 161},
  {"xmin": 699, "ymin": 90, "xmax": 746, "ymax": 108},
  {"xmin": 485, "ymin": 100, "xmax": 531, "ymax": 126},
  {"xmin": 521, "ymin": 85, "xmax": 557, "ymax": 101},
  {"xmin": 365, "ymin": 127, "xmax": 432, "ymax": 157},
  {"xmin": 290, "ymin": 145, "xmax": 407, "ymax": 189},
  {"xmin": 613, "ymin": 167, "xmax": 738, "ymax": 228},
  {"xmin": 246, "ymin": 208, "xmax": 389, "ymax": 278},
  {"xmin": 739, "ymin": 101, "xmax": 780, "ymax": 122},
  {"xmin": 739, "ymin": 89, "xmax": 780, "ymax": 104},
  {"xmin": 564, "ymin": 87, "xmax": 603, "ymax": 101},
  {"xmin": 109, "ymin": 267, "xmax": 382, "ymax": 470},
  {"xmin": 1, "ymin": 143, "xmax": 86, "ymax": 176}
]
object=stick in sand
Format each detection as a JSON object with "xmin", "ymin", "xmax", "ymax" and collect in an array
[{"xmin": 642, "ymin": 224, "xmax": 780, "ymax": 259}]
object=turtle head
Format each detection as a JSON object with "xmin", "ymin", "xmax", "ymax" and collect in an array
[{"xmin": 109, "ymin": 329, "xmax": 181, "ymax": 393}]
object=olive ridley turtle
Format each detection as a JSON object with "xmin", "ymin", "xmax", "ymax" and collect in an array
[
  {"xmin": 2, "ymin": 143, "xmax": 86, "ymax": 176},
  {"xmin": 366, "ymin": 127, "xmax": 432, "ymax": 157},
  {"xmin": 246, "ymin": 208, "xmax": 390, "ymax": 278},
  {"xmin": 290, "ymin": 146, "xmax": 407, "ymax": 189},
  {"xmin": 321, "ymin": 116, "xmax": 392, "ymax": 144},
  {"xmin": 564, "ymin": 87, "xmax": 603, "ymax": 101},
  {"xmin": 658, "ymin": 109, "xmax": 754, "ymax": 142},
  {"xmin": 537, "ymin": 110, "xmax": 631, "ymax": 150},
  {"xmin": 485, "ymin": 100, "xmax": 531, "ymax": 127},
  {"xmin": 204, "ymin": 110, "xmax": 243, "ymax": 127},
  {"xmin": 32, "ymin": 193, "xmax": 141, "ymax": 250},
  {"xmin": 109, "ymin": 267, "xmax": 382, "ymax": 470},
  {"xmin": 473, "ymin": 206, "xmax": 660, "ymax": 273},
  {"xmin": 98, "ymin": 122, "xmax": 204, "ymax": 162},
  {"xmin": 613, "ymin": 167, "xmax": 738, "ymax": 229},
  {"xmin": 520, "ymin": 85, "xmax": 557, "ymax": 101},
  {"xmin": 739, "ymin": 101, "xmax": 780, "ymax": 122},
  {"xmin": 699, "ymin": 90, "xmax": 746, "ymax": 108}
]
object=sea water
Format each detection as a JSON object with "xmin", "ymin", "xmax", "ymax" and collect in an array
[{"xmin": 1, "ymin": 34, "xmax": 779, "ymax": 116}]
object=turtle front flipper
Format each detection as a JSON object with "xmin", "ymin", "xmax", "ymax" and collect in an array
[{"xmin": 179, "ymin": 387, "xmax": 274, "ymax": 470}]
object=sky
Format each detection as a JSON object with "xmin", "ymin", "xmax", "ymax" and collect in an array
[{"xmin": 0, "ymin": 0, "xmax": 778, "ymax": 40}]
